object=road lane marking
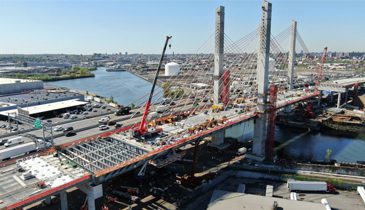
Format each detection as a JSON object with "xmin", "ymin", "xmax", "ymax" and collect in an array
[{"xmin": 12, "ymin": 175, "xmax": 26, "ymax": 188}]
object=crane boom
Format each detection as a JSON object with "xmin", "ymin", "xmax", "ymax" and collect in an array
[
  {"xmin": 316, "ymin": 47, "xmax": 328, "ymax": 85},
  {"xmin": 136, "ymin": 36, "xmax": 172, "ymax": 136}
]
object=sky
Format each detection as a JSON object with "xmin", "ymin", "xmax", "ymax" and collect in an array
[{"xmin": 0, "ymin": 0, "xmax": 364, "ymax": 54}]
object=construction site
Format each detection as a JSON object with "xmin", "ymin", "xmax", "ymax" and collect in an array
[{"xmin": 0, "ymin": 1, "xmax": 365, "ymax": 210}]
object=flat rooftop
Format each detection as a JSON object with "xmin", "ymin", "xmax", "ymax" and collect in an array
[
  {"xmin": 0, "ymin": 99, "xmax": 88, "ymax": 116},
  {"xmin": 0, "ymin": 89, "xmax": 83, "ymax": 106},
  {"xmin": 208, "ymin": 190, "xmax": 326, "ymax": 210},
  {"xmin": 0, "ymin": 78, "xmax": 40, "ymax": 84}
]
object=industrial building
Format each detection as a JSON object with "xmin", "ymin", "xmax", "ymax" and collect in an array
[
  {"xmin": 208, "ymin": 190, "xmax": 327, "ymax": 210},
  {"xmin": 0, "ymin": 78, "xmax": 43, "ymax": 95},
  {"xmin": 0, "ymin": 88, "xmax": 86, "ymax": 118}
]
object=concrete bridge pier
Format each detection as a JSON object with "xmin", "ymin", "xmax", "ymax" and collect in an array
[
  {"xmin": 78, "ymin": 184, "xmax": 103, "ymax": 210},
  {"xmin": 211, "ymin": 129, "xmax": 225, "ymax": 145},
  {"xmin": 60, "ymin": 191, "xmax": 68, "ymax": 210},
  {"xmin": 337, "ymin": 92, "xmax": 342, "ymax": 108}
]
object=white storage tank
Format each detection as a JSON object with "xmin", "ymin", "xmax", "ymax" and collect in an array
[{"xmin": 165, "ymin": 62, "xmax": 180, "ymax": 76}]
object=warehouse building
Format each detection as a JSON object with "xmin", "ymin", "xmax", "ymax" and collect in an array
[{"xmin": 0, "ymin": 78, "xmax": 43, "ymax": 95}]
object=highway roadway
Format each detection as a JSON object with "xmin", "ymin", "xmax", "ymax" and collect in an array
[{"xmin": 0, "ymin": 99, "xmax": 196, "ymax": 149}]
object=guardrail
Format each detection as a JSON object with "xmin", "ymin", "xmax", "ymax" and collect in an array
[{"xmin": 357, "ymin": 186, "xmax": 365, "ymax": 205}]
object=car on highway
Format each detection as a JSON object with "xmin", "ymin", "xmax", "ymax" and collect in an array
[
  {"xmin": 0, "ymin": 124, "xmax": 6, "ymax": 128},
  {"xmin": 99, "ymin": 125, "xmax": 109, "ymax": 131},
  {"xmin": 54, "ymin": 126, "xmax": 64, "ymax": 132},
  {"xmin": 107, "ymin": 121, "xmax": 116, "ymax": 126},
  {"xmin": 70, "ymin": 115, "xmax": 78, "ymax": 120},
  {"xmin": 83, "ymin": 112, "xmax": 89, "ymax": 115},
  {"xmin": 115, "ymin": 123, "xmax": 123, "ymax": 128},
  {"xmin": 11, "ymin": 127, "xmax": 18, "ymax": 132},
  {"xmin": 63, "ymin": 127, "xmax": 74, "ymax": 133},
  {"xmin": 0, "ymin": 139, "xmax": 8, "ymax": 146},
  {"xmin": 65, "ymin": 131, "xmax": 76, "ymax": 137},
  {"xmin": 98, "ymin": 117, "xmax": 110, "ymax": 124}
]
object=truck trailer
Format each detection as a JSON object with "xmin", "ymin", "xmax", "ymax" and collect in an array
[
  {"xmin": 0, "ymin": 139, "xmax": 51, "ymax": 161},
  {"xmin": 287, "ymin": 180, "xmax": 336, "ymax": 193}
]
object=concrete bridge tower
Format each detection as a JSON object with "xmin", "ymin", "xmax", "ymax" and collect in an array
[
  {"xmin": 288, "ymin": 20, "xmax": 297, "ymax": 90},
  {"xmin": 252, "ymin": 0, "xmax": 272, "ymax": 159},
  {"xmin": 213, "ymin": 6, "xmax": 225, "ymax": 105}
]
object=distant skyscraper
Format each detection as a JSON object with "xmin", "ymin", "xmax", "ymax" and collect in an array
[{"xmin": 125, "ymin": 52, "xmax": 128, "ymax": 56}]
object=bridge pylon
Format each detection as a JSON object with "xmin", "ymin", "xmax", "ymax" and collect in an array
[
  {"xmin": 213, "ymin": 6, "xmax": 225, "ymax": 105},
  {"xmin": 252, "ymin": 0, "xmax": 272, "ymax": 160},
  {"xmin": 288, "ymin": 20, "xmax": 297, "ymax": 90}
]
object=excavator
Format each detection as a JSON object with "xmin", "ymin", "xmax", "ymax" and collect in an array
[{"xmin": 132, "ymin": 36, "xmax": 172, "ymax": 139}]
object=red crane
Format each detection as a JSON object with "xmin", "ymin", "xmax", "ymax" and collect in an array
[
  {"xmin": 133, "ymin": 36, "xmax": 172, "ymax": 138},
  {"xmin": 315, "ymin": 47, "xmax": 328, "ymax": 88}
]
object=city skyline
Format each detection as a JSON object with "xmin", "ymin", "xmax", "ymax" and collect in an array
[{"xmin": 0, "ymin": 0, "xmax": 364, "ymax": 54}]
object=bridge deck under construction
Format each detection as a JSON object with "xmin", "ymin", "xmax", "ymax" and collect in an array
[{"xmin": 60, "ymin": 137, "xmax": 149, "ymax": 173}]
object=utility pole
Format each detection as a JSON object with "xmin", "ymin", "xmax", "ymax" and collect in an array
[
  {"xmin": 288, "ymin": 20, "xmax": 297, "ymax": 90},
  {"xmin": 213, "ymin": 6, "xmax": 225, "ymax": 105},
  {"xmin": 253, "ymin": 0, "xmax": 272, "ymax": 159}
]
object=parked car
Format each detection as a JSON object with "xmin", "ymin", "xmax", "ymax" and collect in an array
[
  {"xmin": 99, "ymin": 125, "xmax": 109, "ymax": 131},
  {"xmin": 54, "ymin": 126, "xmax": 64, "ymax": 132}
]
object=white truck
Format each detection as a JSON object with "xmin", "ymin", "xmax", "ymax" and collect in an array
[
  {"xmin": 0, "ymin": 139, "xmax": 51, "ymax": 161},
  {"xmin": 4, "ymin": 136, "xmax": 24, "ymax": 147},
  {"xmin": 155, "ymin": 105, "xmax": 168, "ymax": 113},
  {"xmin": 287, "ymin": 180, "xmax": 336, "ymax": 193}
]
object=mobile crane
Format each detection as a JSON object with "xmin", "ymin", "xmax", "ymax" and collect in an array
[{"xmin": 133, "ymin": 36, "xmax": 172, "ymax": 139}]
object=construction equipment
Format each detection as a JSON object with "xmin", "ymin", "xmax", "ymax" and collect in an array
[
  {"xmin": 315, "ymin": 47, "xmax": 328, "ymax": 88},
  {"xmin": 133, "ymin": 36, "xmax": 172, "ymax": 138},
  {"xmin": 36, "ymin": 181, "xmax": 47, "ymax": 189},
  {"xmin": 212, "ymin": 104, "xmax": 224, "ymax": 112}
]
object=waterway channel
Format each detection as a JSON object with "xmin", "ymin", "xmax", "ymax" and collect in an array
[
  {"xmin": 47, "ymin": 67, "xmax": 162, "ymax": 106},
  {"xmin": 47, "ymin": 68, "xmax": 365, "ymax": 163}
]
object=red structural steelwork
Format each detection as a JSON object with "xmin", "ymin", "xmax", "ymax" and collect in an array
[
  {"xmin": 276, "ymin": 92, "xmax": 319, "ymax": 109},
  {"xmin": 222, "ymin": 70, "xmax": 230, "ymax": 105},
  {"xmin": 266, "ymin": 84, "xmax": 278, "ymax": 160},
  {"xmin": 95, "ymin": 111, "xmax": 258, "ymax": 177},
  {"xmin": 315, "ymin": 47, "xmax": 328, "ymax": 88},
  {"xmin": 6, "ymin": 174, "xmax": 90, "ymax": 210}
]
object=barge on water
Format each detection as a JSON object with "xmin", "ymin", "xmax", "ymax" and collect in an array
[{"xmin": 321, "ymin": 114, "xmax": 365, "ymax": 133}]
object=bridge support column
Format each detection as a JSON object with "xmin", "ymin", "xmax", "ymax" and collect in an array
[
  {"xmin": 288, "ymin": 20, "xmax": 297, "ymax": 90},
  {"xmin": 87, "ymin": 192, "xmax": 96, "ymax": 210},
  {"xmin": 78, "ymin": 184, "xmax": 103, "ymax": 210},
  {"xmin": 213, "ymin": 6, "xmax": 225, "ymax": 105},
  {"xmin": 44, "ymin": 197, "xmax": 51, "ymax": 205},
  {"xmin": 337, "ymin": 92, "xmax": 341, "ymax": 108},
  {"xmin": 253, "ymin": 0, "xmax": 272, "ymax": 160},
  {"xmin": 211, "ymin": 129, "xmax": 225, "ymax": 145},
  {"xmin": 60, "ymin": 191, "xmax": 68, "ymax": 210}
]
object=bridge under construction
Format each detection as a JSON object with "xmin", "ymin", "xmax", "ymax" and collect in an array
[{"xmin": 1, "ymin": 1, "xmax": 363, "ymax": 210}]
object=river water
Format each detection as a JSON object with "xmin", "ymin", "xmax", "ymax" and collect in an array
[
  {"xmin": 47, "ymin": 67, "xmax": 162, "ymax": 106},
  {"xmin": 47, "ymin": 68, "xmax": 365, "ymax": 163}
]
